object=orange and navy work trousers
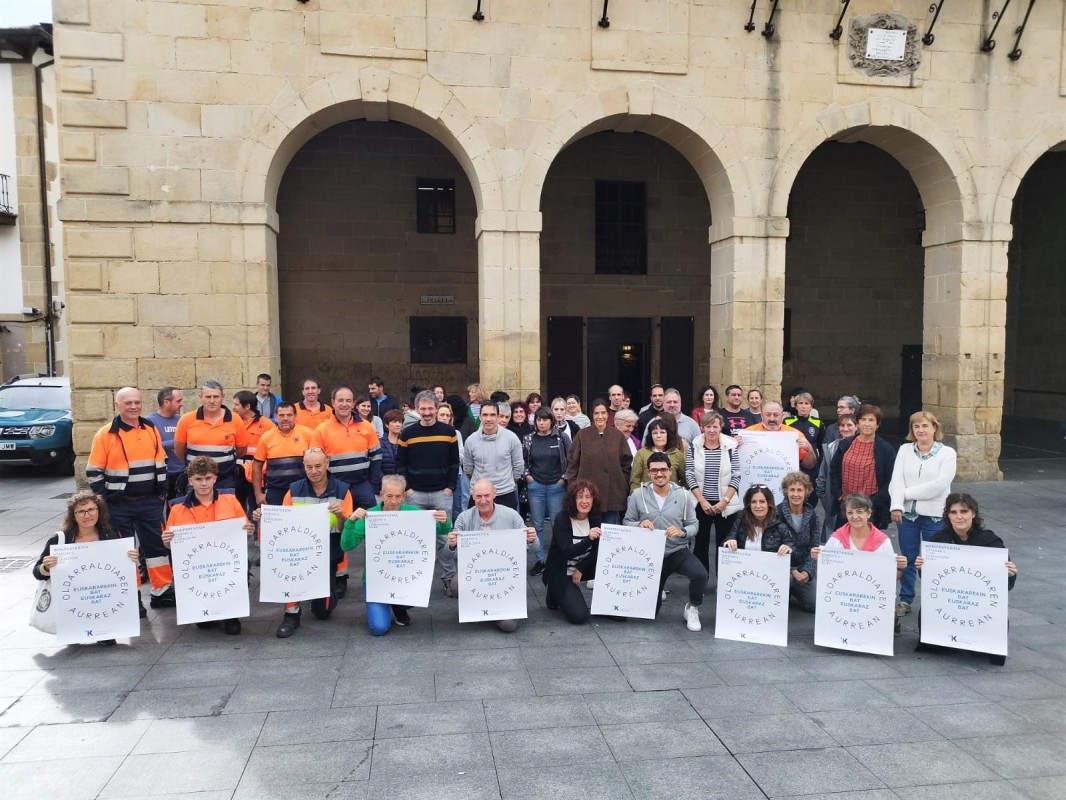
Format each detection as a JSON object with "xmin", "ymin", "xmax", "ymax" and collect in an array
[{"xmin": 108, "ymin": 493, "xmax": 170, "ymax": 596}]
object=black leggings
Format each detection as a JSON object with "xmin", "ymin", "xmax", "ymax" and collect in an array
[
  {"xmin": 545, "ymin": 572, "xmax": 590, "ymax": 624},
  {"xmin": 694, "ymin": 506, "xmax": 735, "ymax": 574}
]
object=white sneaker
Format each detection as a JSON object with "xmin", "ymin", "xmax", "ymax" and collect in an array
[
  {"xmin": 585, "ymin": 579, "xmax": 595, "ymax": 589},
  {"xmin": 684, "ymin": 603, "xmax": 702, "ymax": 632}
]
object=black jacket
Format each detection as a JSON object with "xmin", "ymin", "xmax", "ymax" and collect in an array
[
  {"xmin": 829, "ymin": 434, "xmax": 896, "ymax": 529},
  {"xmin": 931, "ymin": 526, "xmax": 1017, "ymax": 591},
  {"xmin": 775, "ymin": 501, "xmax": 818, "ymax": 575},
  {"xmin": 725, "ymin": 515, "xmax": 794, "ymax": 554},
  {"xmin": 543, "ymin": 509, "xmax": 601, "ymax": 586}
]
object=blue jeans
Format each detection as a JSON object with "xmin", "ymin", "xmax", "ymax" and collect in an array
[
  {"xmin": 364, "ymin": 585, "xmax": 405, "ymax": 637},
  {"xmin": 601, "ymin": 510, "xmax": 622, "ymax": 526},
  {"xmin": 452, "ymin": 472, "xmax": 470, "ymax": 521},
  {"xmin": 897, "ymin": 514, "xmax": 941, "ymax": 604},
  {"xmin": 526, "ymin": 480, "xmax": 565, "ymax": 560}
]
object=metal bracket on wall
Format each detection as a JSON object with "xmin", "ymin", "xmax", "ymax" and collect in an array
[
  {"xmin": 1008, "ymin": 0, "xmax": 1036, "ymax": 60},
  {"xmin": 472, "ymin": 1, "xmax": 484, "ymax": 22},
  {"xmin": 762, "ymin": 0, "xmax": 781, "ymax": 39},
  {"xmin": 598, "ymin": 0, "xmax": 610, "ymax": 29},
  {"xmin": 744, "ymin": 0, "xmax": 757, "ymax": 33},
  {"xmin": 922, "ymin": 1, "xmax": 947, "ymax": 46},
  {"xmin": 830, "ymin": 0, "xmax": 853, "ymax": 41}
]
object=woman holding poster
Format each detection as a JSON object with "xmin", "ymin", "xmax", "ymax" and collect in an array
[
  {"xmin": 33, "ymin": 490, "xmax": 141, "ymax": 645},
  {"xmin": 543, "ymin": 479, "xmax": 603, "ymax": 624},
  {"xmin": 888, "ymin": 411, "xmax": 957, "ymax": 621},
  {"xmin": 723, "ymin": 485, "xmax": 794, "ymax": 558},
  {"xmin": 915, "ymin": 493, "xmax": 1017, "ymax": 665},
  {"xmin": 162, "ymin": 456, "xmax": 253, "ymax": 635},
  {"xmin": 812, "ymin": 495, "xmax": 907, "ymax": 577}
]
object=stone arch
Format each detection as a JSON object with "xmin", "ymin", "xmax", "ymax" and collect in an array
[
  {"xmin": 237, "ymin": 68, "xmax": 504, "ymax": 219},
  {"xmin": 519, "ymin": 82, "xmax": 751, "ymax": 225},
  {"xmin": 993, "ymin": 125, "xmax": 1066, "ymax": 226},
  {"xmin": 769, "ymin": 99, "xmax": 976, "ymax": 243}
]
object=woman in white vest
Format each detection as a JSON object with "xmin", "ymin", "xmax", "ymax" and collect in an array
[{"xmin": 685, "ymin": 411, "xmax": 742, "ymax": 575}]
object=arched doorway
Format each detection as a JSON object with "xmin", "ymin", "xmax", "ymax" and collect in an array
[
  {"xmin": 539, "ymin": 131, "xmax": 713, "ymax": 410},
  {"xmin": 1004, "ymin": 150, "xmax": 1066, "ymax": 450},
  {"xmin": 275, "ymin": 120, "xmax": 478, "ymax": 396},
  {"xmin": 784, "ymin": 141, "xmax": 925, "ymax": 419}
]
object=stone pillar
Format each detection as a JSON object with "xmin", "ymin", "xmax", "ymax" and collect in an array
[
  {"xmin": 476, "ymin": 210, "xmax": 542, "ymax": 397},
  {"xmin": 708, "ymin": 215, "xmax": 790, "ymax": 401},
  {"xmin": 922, "ymin": 225, "xmax": 1010, "ymax": 480}
]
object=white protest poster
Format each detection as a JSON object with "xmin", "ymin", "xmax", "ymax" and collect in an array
[
  {"xmin": 170, "ymin": 518, "xmax": 249, "ymax": 625},
  {"xmin": 458, "ymin": 529, "xmax": 527, "ymax": 623},
  {"xmin": 364, "ymin": 510, "xmax": 437, "ymax": 607},
  {"xmin": 259, "ymin": 503, "xmax": 331, "ymax": 603},
  {"xmin": 814, "ymin": 547, "xmax": 896, "ymax": 656},
  {"xmin": 737, "ymin": 430, "xmax": 799, "ymax": 499},
  {"xmin": 52, "ymin": 538, "xmax": 139, "ymax": 645},
  {"xmin": 715, "ymin": 547, "xmax": 791, "ymax": 646},
  {"xmin": 590, "ymin": 523, "xmax": 666, "ymax": 619},
  {"xmin": 920, "ymin": 542, "xmax": 1009, "ymax": 656}
]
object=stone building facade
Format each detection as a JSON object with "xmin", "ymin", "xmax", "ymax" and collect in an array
[
  {"xmin": 0, "ymin": 26, "xmax": 62, "ymax": 380},
  {"xmin": 50, "ymin": 0, "xmax": 1066, "ymax": 480}
]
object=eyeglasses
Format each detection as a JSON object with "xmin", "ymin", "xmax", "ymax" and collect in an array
[
  {"xmin": 303, "ymin": 448, "xmax": 325, "ymax": 456},
  {"xmin": 74, "ymin": 508, "xmax": 98, "ymax": 516},
  {"xmin": 648, "ymin": 468, "xmax": 670, "ymax": 474}
]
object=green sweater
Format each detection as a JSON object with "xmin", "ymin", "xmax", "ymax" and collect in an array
[{"xmin": 340, "ymin": 503, "xmax": 451, "ymax": 581}]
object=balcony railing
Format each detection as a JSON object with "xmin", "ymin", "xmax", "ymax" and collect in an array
[{"xmin": 0, "ymin": 174, "xmax": 15, "ymax": 225}]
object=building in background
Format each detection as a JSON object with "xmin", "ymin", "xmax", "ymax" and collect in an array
[
  {"xmin": 46, "ymin": 1, "xmax": 1066, "ymax": 479},
  {"xmin": 0, "ymin": 24, "xmax": 63, "ymax": 381}
]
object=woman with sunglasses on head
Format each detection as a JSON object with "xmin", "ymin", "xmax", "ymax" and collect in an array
[{"xmin": 723, "ymin": 484, "xmax": 794, "ymax": 559}]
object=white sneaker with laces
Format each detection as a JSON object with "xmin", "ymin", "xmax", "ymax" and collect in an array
[{"xmin": 684, "ymin": 603, "xmax": 702, "ymax": 632}]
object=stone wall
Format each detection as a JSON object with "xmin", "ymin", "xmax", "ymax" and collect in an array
[
  {"xmin": 50, "ymin": 0, "xmax": 1066, "ymax": 479},
  {"xmin": 784, "ymin": 142, "xmax": 924, "ymax": 416},
  {"xmin": 540, "ymin": 131, "xmax": 712, "ymax": 389},
  {"xmin": 276, "ymin": 120, "xmax": 478, "ymax": 399}
]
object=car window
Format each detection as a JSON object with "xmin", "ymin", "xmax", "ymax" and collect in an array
[{"xmin": 0, "ymin": 385, "xmax": 70, "ymax": 411}]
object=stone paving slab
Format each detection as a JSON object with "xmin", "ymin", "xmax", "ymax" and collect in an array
[{"xmin": 1, "ymin": 463, "xmax": 1065, "ymax": 798}]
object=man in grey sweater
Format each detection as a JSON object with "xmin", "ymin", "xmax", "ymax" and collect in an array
[
  {"xmin": 462, "ymin": 403, "xmax": 524, "ymax": 510},
  {"xmin": 624, "ymin": 452, "xmax": 706, "ymax": 631}
]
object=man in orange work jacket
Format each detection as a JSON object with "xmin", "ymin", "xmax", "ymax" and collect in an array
[
  {"xmin": 162, "ymin": 456, "xmax": 254, "ymax": 636},
  {"xmin": 174, "ymin": 380, "xmax": 250, "ymax": 492},
  {"xmin": 86, "ymin": 387, "xmax": 167, "ymax": 612},
  {"xmin": 254, "ymin": 447, "xmax": 353, "ymax": 638}
]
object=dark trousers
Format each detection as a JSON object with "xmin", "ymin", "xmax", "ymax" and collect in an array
[
  {"xmin": 345, "ymin": 480, "xmax": 377, "ymax": 511},
  {"xmin": 656, "ymin": 547, "xmax": 709, "ymax": 615},
  {"xmin": 545, "ymin": 573, "xmax": 590, "ymax": 624},
  {"xmin": 109, "ymin": 493, "xmax": 168, "ymax": 592},
  {"xmin": 694, "ymin": 507, "xmax": 735, "ymax": 575}
]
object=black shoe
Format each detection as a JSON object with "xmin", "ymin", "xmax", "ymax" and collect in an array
[
  {"xmin": 335, "ymin": 574, "xmax": 348, "ymax": 599},
  {"xmin": 392, "ymin": 607, "xmax": 411, "ymax": 626},
  {"xmin": 276, "ymin": 611, "xmax": 301, "ymax": 638},
  {"xmin": 988, "ymin": 654, "xmax": 1007, "ymax": 666},
  {"xmin": 530, "ymin": 560, "xmax": 545, "ymax": 576},
  {"xmin": 138, "ymin": 595, "xmax": 147, "ymax": 619},
  {"xmin": 224, "ymin": 618, "xmax": 241, "ymax": 636},
  {"xmin": 310, "ymin": 596, "xmax": 333, "ymax": 620},
  {"xmin": 96, "ymin": 639, "xmax": 117, "ymax": 647},
  {"xmin": 545, "ymin": 594, "xmax": 559, "ymax": 611},
  {"xmin": 149, "ymin": 588, "xmax": 176, "ymax": 609},
  {"xmin": 195, "ymin": 621, "xmax": 218, "ymax": 630}
]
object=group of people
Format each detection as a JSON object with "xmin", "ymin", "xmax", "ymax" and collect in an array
[{"xmin": 32, "ymin": 375, "xmax": 1016, "ymax": 663}]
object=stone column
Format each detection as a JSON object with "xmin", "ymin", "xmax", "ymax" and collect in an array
[
  {"xmin": 708, "ymin": 215, "xmax": 790, "ymax": 401},
  {"xmin": 922, "ymin": 225, "xmax": 1010, "ymax": 481},
  {"xmin": 475, "ymin": 210, "xmax": 542, "ymax": 397}
]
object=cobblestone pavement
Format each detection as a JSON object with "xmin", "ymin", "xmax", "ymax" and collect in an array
[{"xmin": 0, "ymin": 459, "xmax": 1063, "ymax": 800}]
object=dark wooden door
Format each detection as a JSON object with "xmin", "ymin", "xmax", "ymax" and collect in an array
[
  {"xmin": 546, "ymin": 316, "xmax": 584, "ymax": 401},
  {"xmin": 660, "ymin": 316, "xmax": 694, "ymax": 409},
  {"xmin": 586, "ymin": 317, "xmax": 651, "ymax": 409}
]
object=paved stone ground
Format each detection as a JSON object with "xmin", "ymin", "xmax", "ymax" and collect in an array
[{"xmin": 0, "ymin": 458, "xmax": 1063, "ymax": 800}]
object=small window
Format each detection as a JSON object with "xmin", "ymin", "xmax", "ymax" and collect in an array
[
  {"xmin": 595, "ymin": 180, "xmax": 647, "ymax": 274},
  {"xmin": 416, "ymin": 178, "xmax": 456, "ymax": 234},
  {"xmin": 410, "ymin": 316, "xmax": 467, "ymax": 364}
]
